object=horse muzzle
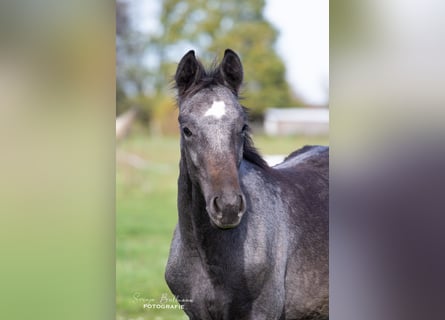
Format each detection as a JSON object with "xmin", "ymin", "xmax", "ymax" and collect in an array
[{"xmin": 206, "ymin": 192, "xmax": 246, "ymax": 229}]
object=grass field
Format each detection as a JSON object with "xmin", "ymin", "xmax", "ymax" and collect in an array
[{"xmin": 116, "ymin": 132, "xmax": 328, "ymax": 320}]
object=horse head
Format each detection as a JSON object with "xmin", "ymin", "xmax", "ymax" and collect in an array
[{"xmin": 175, "ymin": 49, "xmax": 248, "ymax": 229}]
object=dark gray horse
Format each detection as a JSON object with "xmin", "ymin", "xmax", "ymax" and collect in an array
[{"xmin": 165, "ymin": 49, "xmax": 328, "ymax": 320}]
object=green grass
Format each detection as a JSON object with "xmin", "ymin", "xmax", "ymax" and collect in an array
[
  {"xmin": 116, "ymin": 135, "xmax": 182, "ymax": 320},
  {"xmin": 116, "ymin": 133, "xmax": 328, "ymax": 320}
]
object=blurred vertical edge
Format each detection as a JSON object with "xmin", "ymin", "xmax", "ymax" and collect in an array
[
  {"xmin": 3, "ymin": 1, "xmax": 445, "ymax": 319},
  {"xmin": 331, "ymin": 1, "xmax": 445, "ymax": 320},
  {"xmin": 0, "ymin": 1, "xmax": 115, "ymax": 320}
]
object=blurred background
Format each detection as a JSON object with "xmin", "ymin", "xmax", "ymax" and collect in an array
[
  {"xmin": 116, "ymin": 1, "xmax": 328, "ymax": 319},
  {"xmin": 3, "ymin": 1, "xmax": 445, "ymax": 320},
  {"xmin": 116, "ymin": 0, "xmax": 328, "ymax": 132}
]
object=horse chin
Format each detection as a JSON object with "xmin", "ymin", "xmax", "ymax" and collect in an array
[{"xmin": 208, "ymin": 215, "xmax": 242, "ymax": 230}]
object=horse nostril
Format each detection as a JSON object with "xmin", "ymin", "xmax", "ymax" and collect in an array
[
  {"xmin": 212, "ymin": 196, "xmax": 221, "ymax": 213},
  {"xmin": 239, "ymin": 194, "xmax": 246, "ymax": 215},
  {"xmin": 210, "ymin": 194, "xmax": 246, "ymax": 216}
]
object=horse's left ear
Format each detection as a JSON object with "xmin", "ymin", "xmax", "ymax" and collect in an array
[{"xmin": 220, "ymin": 49, "xmax": 243, "ymax": 94}]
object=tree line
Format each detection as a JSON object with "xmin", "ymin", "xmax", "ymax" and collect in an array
[{"xmin": 117, "ymin": 0, "xmax": 304, "ymax": 132}]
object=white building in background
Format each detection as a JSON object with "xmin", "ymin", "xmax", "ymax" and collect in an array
[{"xmin": 264, "ymin": 108, "xmax": 329, "ymax": 136}]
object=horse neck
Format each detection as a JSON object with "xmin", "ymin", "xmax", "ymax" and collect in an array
[
  {"xmin": 178, "ymin": 157, "xmax": 247, "ymax": 276},
  {"xmin": 177, "ymin": 156, "xmax": 213, "ymax": 246}
]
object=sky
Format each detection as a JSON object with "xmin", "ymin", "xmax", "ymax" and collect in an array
[
  {"xmin": 129, "ymin": 0, "xmax": 329, "ymax": 105},
  {"xmin": 264, "ymin": 0, "xmax": 328, "ymax": 105}
]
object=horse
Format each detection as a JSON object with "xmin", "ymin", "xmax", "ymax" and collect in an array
[{"xmin": 165, "ymin": 49, "xmax": 329, "ymax": 320}]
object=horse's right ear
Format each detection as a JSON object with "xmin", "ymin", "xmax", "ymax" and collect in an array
[{"xmin": 175, "ymin": 50, "xmax": 202, "ymax": 96}]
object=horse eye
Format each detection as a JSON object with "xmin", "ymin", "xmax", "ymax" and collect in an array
[
  {"xmin": 182, "ymin": 127, "xmax": 193, "ymax": 137},
  {"xmin": 241, "ymin": 124, "xmax": 248, "ymax": 133}
]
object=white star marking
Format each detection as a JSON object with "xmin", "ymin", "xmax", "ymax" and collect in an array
[{"xmin": 204, "ymin": 101, "xmax": 226, "ymax": 119}]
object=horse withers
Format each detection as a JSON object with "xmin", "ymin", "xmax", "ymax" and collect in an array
[{"xmin": 165, "ymin": 49, "xmax": 329, "ymax": 320}]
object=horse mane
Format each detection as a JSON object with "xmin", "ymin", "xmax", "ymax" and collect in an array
[
  {"xmin": 174, "ymin": 60, "xmax": 235, "ymax": 101},
  {"xmin": 243, "ymin": 131, "xmax": 269, "ymax": 169},
  {"xmin": 242, "ymin": 107, "xmax": 269, "ymax": 169}
]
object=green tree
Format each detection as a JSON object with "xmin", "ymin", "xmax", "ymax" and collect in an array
[
  {"xmin": 154, "ymin": 0, "xmax": 300, "ymax": 118},
  {"xmin": 116, "ymin": 0, "xmax": 152, "ymax": 116}
]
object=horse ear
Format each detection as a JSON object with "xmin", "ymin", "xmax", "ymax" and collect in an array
[
  {"xmin": 220, "ymin": 49, "xmax": 243, "ymax": 94},
  {"xmin": 175, "ymin": 50, "xmax": 203, "ymax": 96}
]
